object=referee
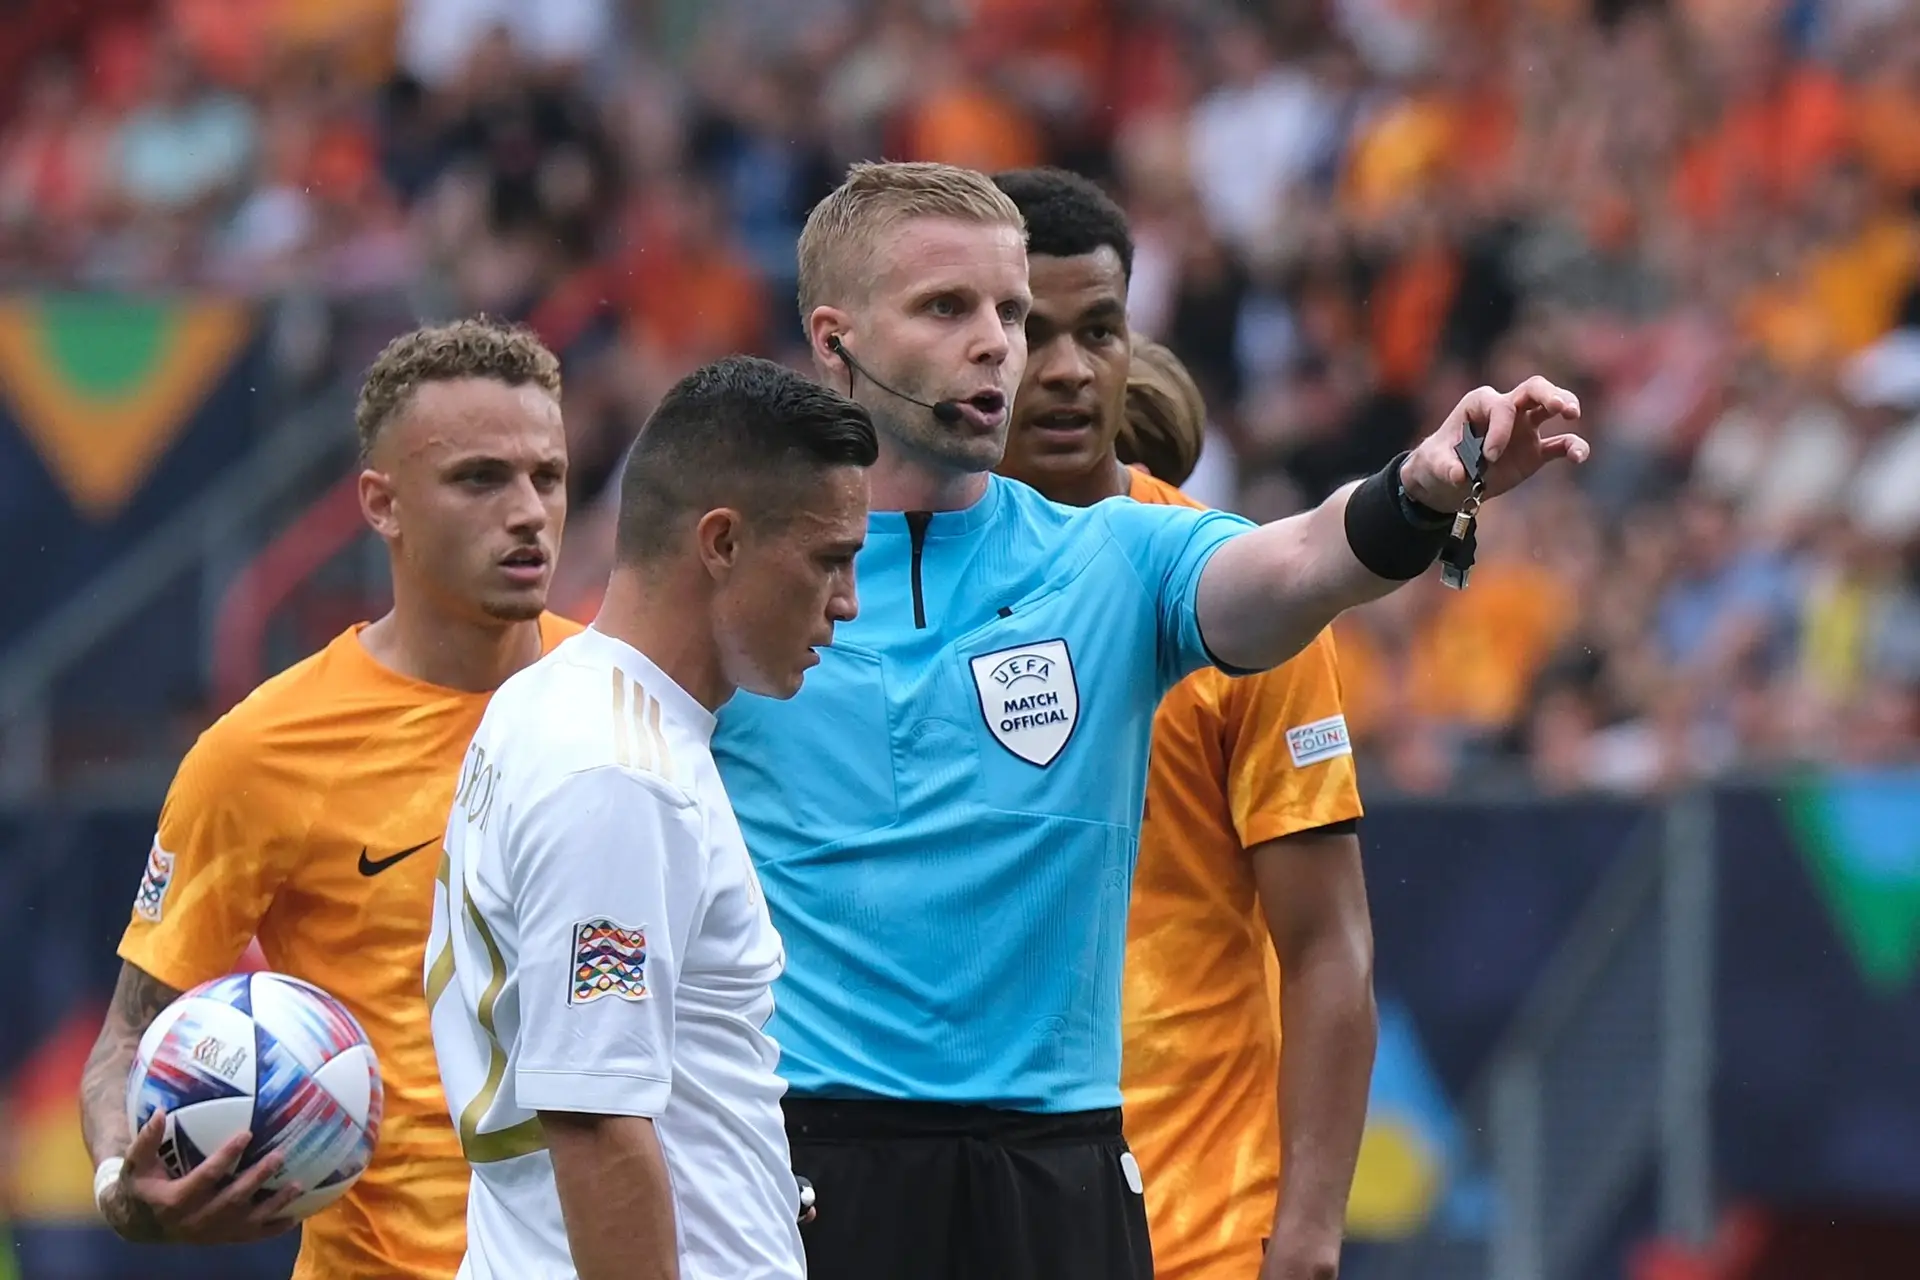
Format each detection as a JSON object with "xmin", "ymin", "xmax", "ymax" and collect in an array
[{"xmin": 711, "ymin": 161, "xmax": 1588, "ymax": 1280}]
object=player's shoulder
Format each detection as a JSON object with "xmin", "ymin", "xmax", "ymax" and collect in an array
[
  {"xmin": 1165, "ymin": 624, "xmax": 1345, "ymax": 714},
  {"xmin": 518, "ymin": 759, "xmax": 701, "ymax": 822},
  {"xmin": 1212, "ymin": 626, "xmax": 1347, "ymax": 739},
  {"xmin": 475, "ymin": 631, "xmax": 607, "ymax": 755},
  {"xmin": 482, "ymin": 631, "xmax": 700, "ymax": 805},
  {"xmin": 1125, "ymin": 470, "xmax": 1209, "ymax": 512},
  {"xmin": 183, "ymin": 626, "xmax": 386, "ymax": 766},
  {"xmin": 1165, "ymin": 628, "xmax": 1353, "ymax": 779}
]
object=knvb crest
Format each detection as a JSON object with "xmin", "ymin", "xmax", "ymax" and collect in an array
[{"xmin": 969, "ymin": 638, "xmax": 1079, "ymax": 767}]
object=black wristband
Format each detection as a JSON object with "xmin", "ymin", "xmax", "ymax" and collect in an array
[{"xmin": 1344, "ymin": 452, "xmax": 1452, "ymax": 580}]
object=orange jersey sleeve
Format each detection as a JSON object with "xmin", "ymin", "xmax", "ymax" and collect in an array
[
  {"xmin": 1123, "ymin": 468, "xmax": 1364, "ymax": 845},
  {"xmin": 118, "ymin": 701, "xmax": 317, "ymax": 991},
  {"xmin": 1220, "ymin": 627, "xmax": 1364, "ymax": 849}
]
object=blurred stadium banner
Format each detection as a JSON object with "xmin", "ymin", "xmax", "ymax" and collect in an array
[
  {"xmin": 1781, "ymin": 771, "xmax": 1920, "ymax": 996},
  {"xmin": 5, "ymin": 780, "xmax": 1917, "ymax": 1275},
  {"xmin": 0, "ymin": 296, "xmax": 252, "ymax": 520},
  {"xmin": 0, "ymin": 293, "xmax": 264, "ymax": 653},
  {"xmin": 1346, "ymin": 995, "xmax": 1493, "ymax": 1241},
  {"xmin": 1720, "ymin": 771, "xmax": 1920, "ymax": 1206},
  {"xmin": 7, "ymin": 1007, "xmax": 99, "ymax": 1224}
]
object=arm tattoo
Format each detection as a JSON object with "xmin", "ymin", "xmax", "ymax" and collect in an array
[{"xmin": 80, "ymin": 963, "xmax": 182, "ymax": 1162}]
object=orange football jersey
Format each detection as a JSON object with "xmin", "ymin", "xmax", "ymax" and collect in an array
[
  {"xmin": 118, "ymin": 613, "xmax": 581, "ymax": 1280},
  {"xmin": 1120, "ymin": 471, "xmax": 1364, "ymax": 1280}
]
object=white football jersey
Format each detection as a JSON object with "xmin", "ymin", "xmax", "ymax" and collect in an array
[{"xmin": 426, "ymin": 627, "xmax": 802, "ymax": 1280}]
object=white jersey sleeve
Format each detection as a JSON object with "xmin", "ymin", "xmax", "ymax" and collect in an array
[
  {"xmin": 507, "ymin": 764, "xmax": 709, "ymax": 1118},
  {"xmin": 431, "ymin": 629, "xmax": 803, "ymax": 1280}
]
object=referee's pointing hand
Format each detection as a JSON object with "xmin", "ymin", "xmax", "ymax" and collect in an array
[{"xmin": 1399, "ymin": 376, "xmax": 1589, "ymax": 512}]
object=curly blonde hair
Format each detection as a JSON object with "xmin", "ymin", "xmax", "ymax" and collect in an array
[{"xmin": 354, "ymin": 318, "xmax": 563, "ymax": 460}]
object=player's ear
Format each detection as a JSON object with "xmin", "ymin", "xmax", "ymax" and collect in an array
[
  {"xmin": 694, "ymin": 507, "xmax": 746, "ymax": 579},
  {"xmin": 359, "ymin": 467, "xmax": 400, "ymax": 541}
]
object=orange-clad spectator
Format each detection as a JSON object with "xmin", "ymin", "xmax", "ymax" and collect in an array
[
  {"xmin": 0, "ymin": 59, "xmax": 112, "ymax": 234},
  {"xmin": 1402, "ymin": 564, "xmax": 1578, "ymax": 732},
  {"xmin": 1400, "ymin": 509, "xmax": 1581, "ymax": 734},
  {"xmin": 1369, "ymin": 206, "xmax": 1461, "ymax": 394},
  {"xmin": 270, "ymin": 0, "xmax": 401, "ymax": 83},
  {"xmin": 307, "ymin": 121, "xmax": 378, "ymax": 203},
  {"xmin": 1803, "ymin": 217, "xmax": 1919, "ymax": 357},
  {"xmin": 86, "ymin": 18, "xmax": 162, "ymax": 116},
  {"xmin": 1741, "ymin": 282, "xmax": 1832, "ymax": 376},
  {"xmin": 965, "ymin": 0, "xmax": 1112, "ymax": 101},
  {"xmin": 1105, "ymin": 4, "xmax": 1195, "ymax": 134},
  {"xmin": 167, "ymin": 0, "xmax": 271, "ymax": 89},
  {"xmin": 1330, "ymin": 574, "xmax": 1445, "ymax": 751},
  {"xmin": 1343, "ymin": 26, "xmax": 1515, "ymax": 224},
  {"xmin": 1740, "ymin": 163, "xmax": 1920, "ymax": 370},
  {"xmin": 1342, "ymin": 89, "xmax": 1455, "ymax": 222},
  {"xmin": 1850, "ymin": 27, "xmax": 1920, "ymax": 196},
  {"xmin": 1672, "ymin": 31, "xmax": 1849, "ymax": 227},
  {"xmin": 620, "ymin": 184, "xmax": 769, "ymax": 382},
  {"xmin": 171, "ymin": 0, "xmax": 399, "ymax": 88},
  {"xmin": 895, "ymin": 50, "xmax": 1045, "ymax": 173},
  {"xmin": 1448, "ymin": 82, "xmax": 1516, "ymax": 192}
]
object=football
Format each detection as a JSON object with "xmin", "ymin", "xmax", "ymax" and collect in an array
[{"xmin": 125, "ymin": 971, "xmax": 384, "ymax": 1221}]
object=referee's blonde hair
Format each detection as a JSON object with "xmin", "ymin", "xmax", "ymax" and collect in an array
[
  {"xmin": 797, "ymin": 161, "xmax": 1026, "ymax": 328},
  {"xmin": 1119, "ymin": 337, "xmax": 1207, "ymax": 487}
]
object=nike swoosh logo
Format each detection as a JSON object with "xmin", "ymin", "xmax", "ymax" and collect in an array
[{"xmin": 358, "ymin": 838, "xmax": 438, "ymax": 877}]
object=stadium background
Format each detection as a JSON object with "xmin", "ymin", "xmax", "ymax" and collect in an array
[{"xmin": 1, "ymin": 0, "xmax": 1918, "ymax": 1276}]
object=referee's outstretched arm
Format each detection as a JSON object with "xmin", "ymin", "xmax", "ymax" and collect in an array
[{"xmin": 1195, "ymin": 376, "xmax": 1587, "ymax": 672}]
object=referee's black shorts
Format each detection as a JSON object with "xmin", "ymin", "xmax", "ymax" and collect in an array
[{"xmin": 785, "ymin": 1097, "xmax": 1153, "ymax": 1280}]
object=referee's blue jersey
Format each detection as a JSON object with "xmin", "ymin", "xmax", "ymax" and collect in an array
[{"xmin": 712, "ymin": 474, "xmax": 1254, "ymax": 1114}]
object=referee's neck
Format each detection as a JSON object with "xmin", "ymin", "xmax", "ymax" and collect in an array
[{"xmin": 867, "ymin": 451, "xmax": 990, "ymax": 514}]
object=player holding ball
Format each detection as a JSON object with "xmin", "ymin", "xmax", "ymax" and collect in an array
[{"xmin": 78, "ymin": 319, "xmax": 581, "ymax": 1279}]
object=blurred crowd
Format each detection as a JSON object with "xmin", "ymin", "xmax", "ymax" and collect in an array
[{"xmin": 3, "ymin": 0, "xmax": 1920, "ymax": 795}]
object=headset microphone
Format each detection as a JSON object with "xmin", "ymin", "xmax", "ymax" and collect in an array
[{"xmin": 827, "ymin": 335, "xmax": 965, "ymax": 425}]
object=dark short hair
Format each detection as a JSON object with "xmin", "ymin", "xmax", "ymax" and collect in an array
[
  {"xmin": 356, "ymin": 318, "xmax": 562, "ymax": 460},
  {"xmin": 992, "ymin": 167, "xmax": 1134, "ymax": 280},
  {"xmin": 615, "ymin": 355, "xmax": 879, "ymax": 562}
]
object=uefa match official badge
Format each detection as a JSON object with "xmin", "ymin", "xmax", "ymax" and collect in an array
[
  {"xmin": 969, "ymin": 638, "xmax": 1079, "ymax": 767},
  {"xmin": 569, "ymin": 918, "xmax": 650, "ymax": 1006},
  {"xmin": 133, "ymin": 839, "xmax": 176, "ymax": 922}
]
